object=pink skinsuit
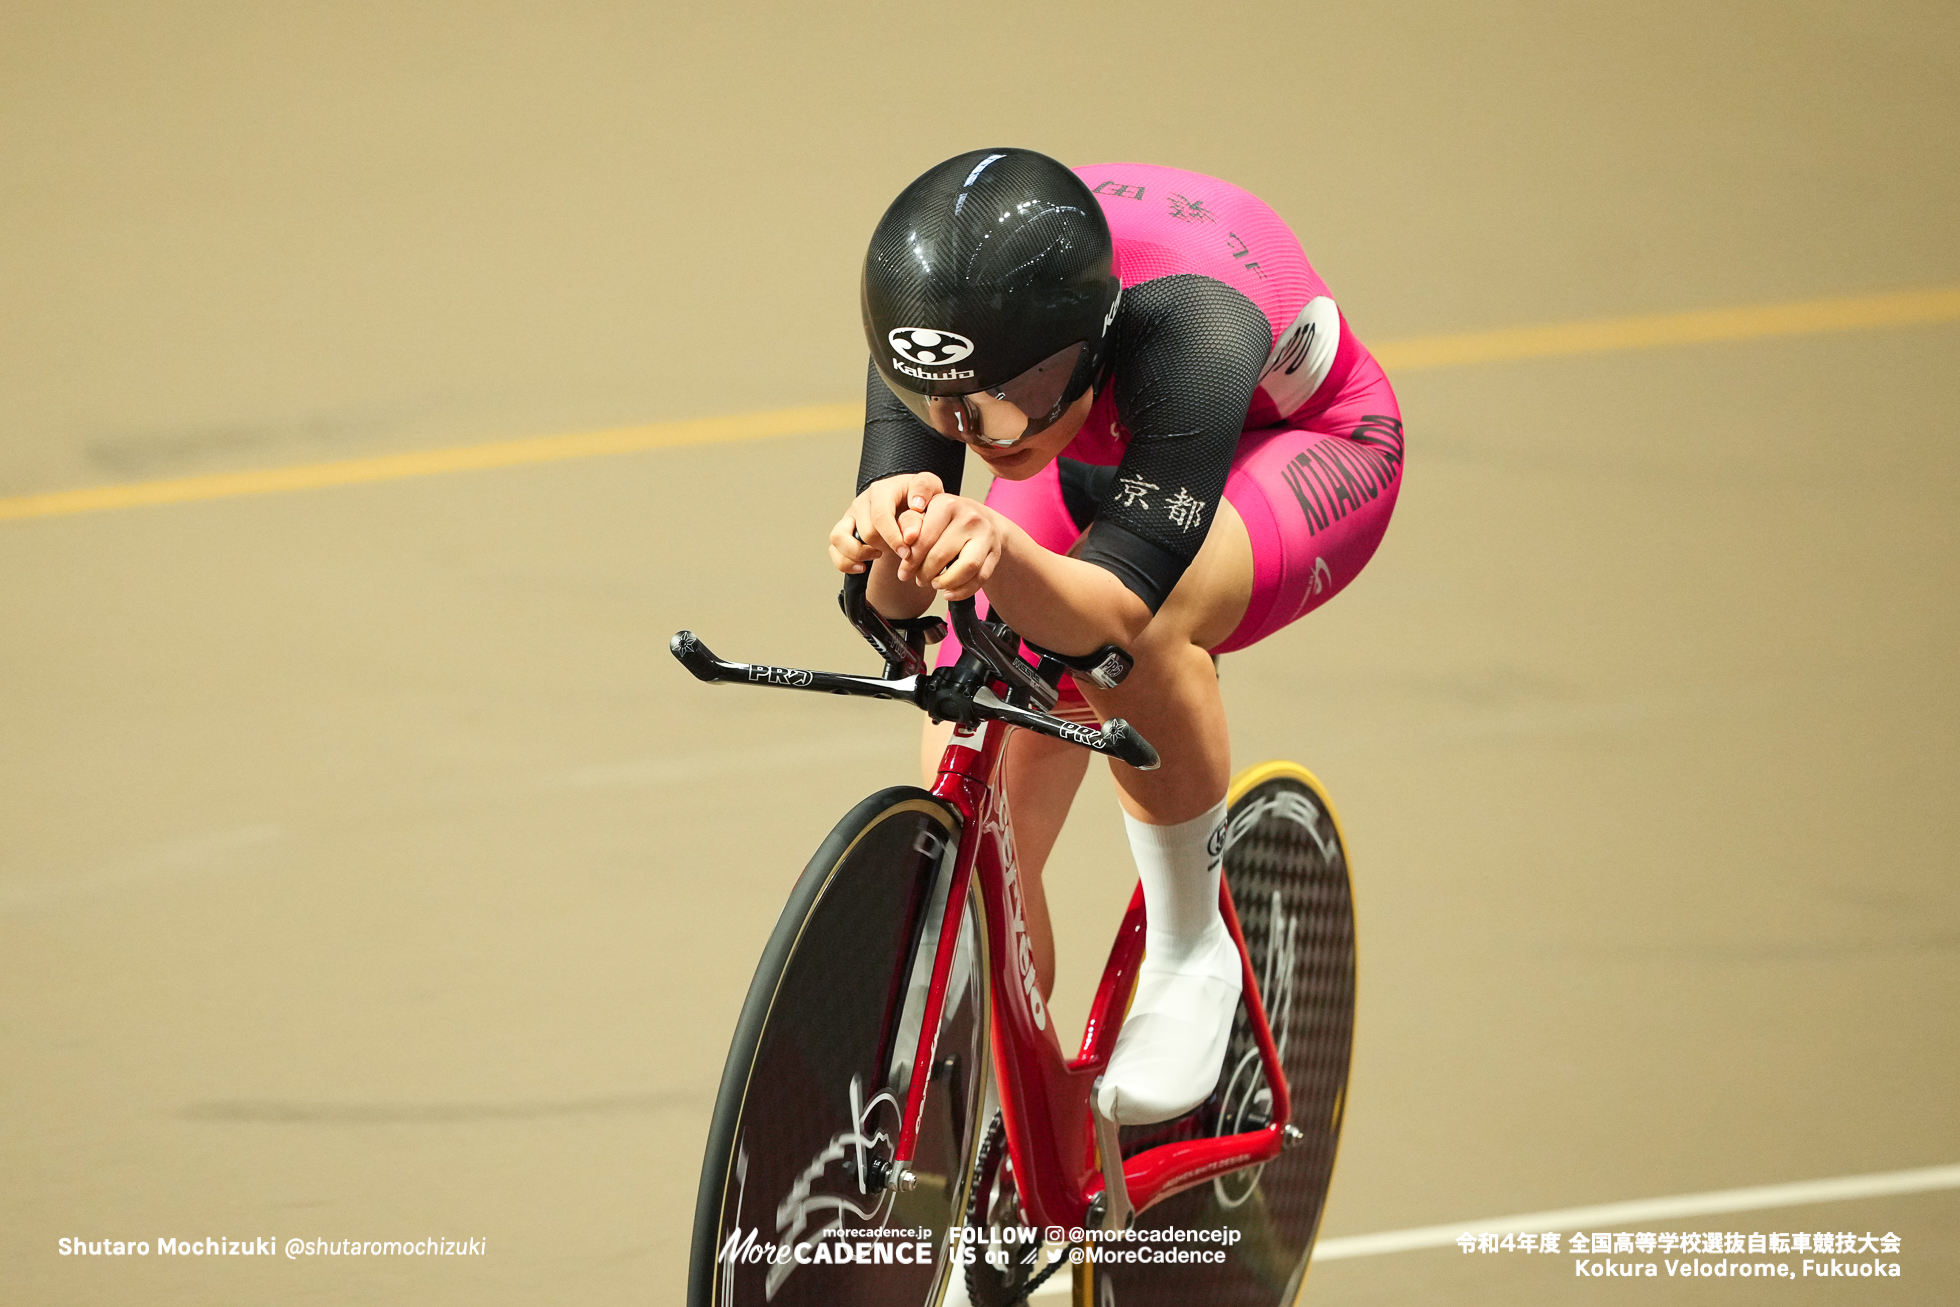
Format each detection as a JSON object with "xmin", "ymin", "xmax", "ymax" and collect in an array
[{"xmin": 945, "ymin": 162, "xmax": 1403, "ymax": 684}]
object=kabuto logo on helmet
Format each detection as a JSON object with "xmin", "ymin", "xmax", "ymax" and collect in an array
[{"xmin": 888, "ymin": 328, "xmax": 976, "ymax": 367}]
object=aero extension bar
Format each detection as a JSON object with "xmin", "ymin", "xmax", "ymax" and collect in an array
[{"xmin": 669, "ymin": 572, "xmax": 1160, "ymax": 771}]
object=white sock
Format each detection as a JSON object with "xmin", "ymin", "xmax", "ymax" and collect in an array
[{"xmin": 1096, "ymin": 800, "xmax": 1242, "ymax": 1126}]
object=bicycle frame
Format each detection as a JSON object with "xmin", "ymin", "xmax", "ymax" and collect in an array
[
  {"xmin": 892, "ymin": 711, "xmax": 1296, "ymax": 1231},
  {"xmin": 672, "ymin": 577, "xmax": 1297, "ymax": 1236}
]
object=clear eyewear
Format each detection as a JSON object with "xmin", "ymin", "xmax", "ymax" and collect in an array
[{"xmin": 893, "ymin": 341, "xmax": 1087, "ymax": 448}]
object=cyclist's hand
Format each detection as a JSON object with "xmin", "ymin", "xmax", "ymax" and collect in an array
[
  {"xmin": 906, "ymin": 494, "xmax": 1004, "ymax": 600},
  {"xmin": 828, "ymin": 472, "xmax": 947, "ymax": 574}
]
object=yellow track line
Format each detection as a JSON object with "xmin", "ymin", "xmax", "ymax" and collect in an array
[
  {"xmin": 4, "ymin": 286, "xmax": 1956, "ymax": 523},
  {"xmin": 0, "ymin": 403, "xmax": 860, "ymax": 523},
  {"xmin": 1371, "ymin": 284, "xmax": 1960, "ymax": 371}
]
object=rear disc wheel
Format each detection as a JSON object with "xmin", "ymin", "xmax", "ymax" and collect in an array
[{"xmin": 1107, "ymin": 762, "xmax": 1357, "ymax": 1306}]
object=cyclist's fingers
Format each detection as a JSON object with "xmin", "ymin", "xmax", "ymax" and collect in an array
[
  {"xmin": 854, "ymin": 494, "xmax": 906, "ymax": 561},
  {"xmin": 894, "ymin": 507, "xmax": 932, "ymax": 571},
  {"xmin": 866, "ymin": 477, "xmax": 913, "ymax": 558},
  {"xmin": 918, "ymin": 500, "xmax": 995, "ymax": 590},
  {"xmin": 895, "ymin": 496, "xmax": 944, "ymax": 582},
  {"xmin": 908, "ymin": 495, "xmax": 968, "ymax": 580},
  {"xmin": 843, "ymin": 508, "xmax": 876, "ymax": 553},
  {"xmin": 829, "ymin": 512, "xmax": 881, "ymax": 573},
  {"xmin": 903, "ymin": 472, "xmax": 946, "ymax": 520},
  {"xmin": 934, "ymin": 535, "xmax": 1000, "ymax": 600}
]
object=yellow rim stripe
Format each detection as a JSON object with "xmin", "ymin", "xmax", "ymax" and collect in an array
[
  {"xmin": 5, "ymin": 286, "xmax": 1956, "ymax": 523},
  {"xmin": 1227, "ymin": 760, "xmax": 1351, "ymax": 858}
]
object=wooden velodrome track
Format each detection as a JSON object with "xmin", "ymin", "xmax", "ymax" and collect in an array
[{"xmin": 3, "ymin": 4, "xmax": 1955, "ymax": 1303}]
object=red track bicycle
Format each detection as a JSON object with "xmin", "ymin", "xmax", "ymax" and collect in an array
[{"xmin": 675, "ymin": 573, "xmax": 1355, "ymax": 1306}]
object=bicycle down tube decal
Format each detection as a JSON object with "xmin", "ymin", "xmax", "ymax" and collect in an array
[{"xmin": 983, "ymin": 790, "xmax": 1047, "ymax": 1031}]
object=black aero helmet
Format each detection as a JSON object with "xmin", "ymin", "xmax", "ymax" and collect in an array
[{"xmin": 862, "ymin": 148, "xmax": 1121, "ymax": 447}]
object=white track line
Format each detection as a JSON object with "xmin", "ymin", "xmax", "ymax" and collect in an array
[
  {"xmin": 1026, "ymin": 1161, "xmax": 1960, "ymax": 1292},
  {"xmin": 1314, "ymin": 1162, "xmax": 1960, "ymax": 1261}
]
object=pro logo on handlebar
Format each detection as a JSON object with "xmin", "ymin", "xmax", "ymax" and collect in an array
[
  {"xmin": 1052, "ymin": 721, "xmax": 1102, "ymax": 749},
  {"xmin": 746, "ymin": 664, "xmax": 814, "ymax": 688}
]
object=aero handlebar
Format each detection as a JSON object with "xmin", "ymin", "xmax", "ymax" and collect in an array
[{"xmin": 669, "ymin": 572, "xmax": 1160, "ymax": 771}]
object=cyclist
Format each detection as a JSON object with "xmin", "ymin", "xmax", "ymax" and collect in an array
[{"xmin": 829, "ymin": 149, "xmax": 1401, "ymax": 1126}]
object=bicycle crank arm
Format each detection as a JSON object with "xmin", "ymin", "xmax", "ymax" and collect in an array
[
  {"xmin": 970, "ymin": 688, "xmax": 1161, "ymax": 771},
  {"xmin": 1089, "ymin": 1081, "xmax": 1136, "ymax": 1232},
  {"xmin": 669, "ymin": 631, "xmax": 918, "ymax": 701}
]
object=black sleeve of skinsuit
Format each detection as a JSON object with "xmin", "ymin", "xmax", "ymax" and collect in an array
[
  {"xmin": 1075, "ymin": 274, "xmax": 1272, "ymax": 611},
  {"xmin": 855, "ymin": 358, "xmax": 965, "ymax": 496}
]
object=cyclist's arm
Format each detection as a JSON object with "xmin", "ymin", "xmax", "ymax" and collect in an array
[
  {"xmin": 1069, "ymin": 275, "xmax": 1270, "ymax": 610},
  {"xmin": 839, "ymin": 277, "xmax": 1269, "ymax": 646},
  {"xmin": 904, "ymin": 275, "xmax": 1272, "ymax": 648},
  {"xmin": 833, "ymin": 481, "xmax": 1148, "ymax": 645},
  {"xmin": 986, "ymin": 516, "xmax": 1155, "ymax": 653},
  {"xmin": 856, "ymin": 358, "xmax": 964, "ymax": 497},
  {"xmin": 833, "ymin": 360, "xmax": 970, "ymax": 618}
]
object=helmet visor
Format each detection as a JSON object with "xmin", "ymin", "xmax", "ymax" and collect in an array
[{"xmin": 889, "ymin": 341, "xmax": 1089, "ymax": 448}]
